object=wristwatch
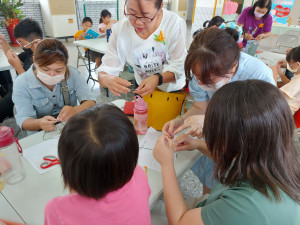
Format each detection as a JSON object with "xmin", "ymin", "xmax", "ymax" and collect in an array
[{"xmin": 154, "ymin": 73, "xmax": 163, "ymax": 86}]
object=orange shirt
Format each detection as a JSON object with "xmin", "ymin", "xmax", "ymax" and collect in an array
[{"xmin": 74, "ymin": 30, "xmax": 87, "ymax": 51}]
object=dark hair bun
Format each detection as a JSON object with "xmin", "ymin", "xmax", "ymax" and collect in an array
[{"xmin": 224, "ymin": 27, "xmax": 239, "ymax": 42}]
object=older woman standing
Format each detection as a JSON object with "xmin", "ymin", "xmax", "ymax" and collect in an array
[
  {"xmin": 237, "ymin": 0, "xmax": 273, "ymax": 46},
  {"xmin": 97, "ymin": 0, "xmax": 187, "ymax": 97}
]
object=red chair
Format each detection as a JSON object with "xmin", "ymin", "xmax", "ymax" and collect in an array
[{"xmin": 294, "ymin": 110, "xmax": 300, "ymax": 128}]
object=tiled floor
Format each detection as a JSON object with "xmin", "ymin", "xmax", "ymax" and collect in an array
[{"xmin": 2, "ymin": 21, "xmax": 202, "ymax": 224}]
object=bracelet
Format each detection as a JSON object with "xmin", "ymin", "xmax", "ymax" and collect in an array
[{"xmin": 177, "ymin": 115, "xmax": 184, "ymax": 121}]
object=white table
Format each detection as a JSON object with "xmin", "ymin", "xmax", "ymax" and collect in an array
[
  {"xmin": 73, "ymin": 38, "xmax": 108, "ymax": 54},
  {"xmin": 73, "ymin": 38, "xmax": 109, "ymax": 85},
  {"xmin": 256, "ymin": 50, "xmax": 286, "ymax": 66},
  {"xmin": 0, "ymin": 50, "xmax": 13, "ymax": 72},
  {"xmin": 1, "ymin": 127, "xmax": 201, "ymax": 225}
]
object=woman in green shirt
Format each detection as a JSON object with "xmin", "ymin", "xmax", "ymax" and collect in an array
[{"xmin": 153, "ymin": 80, "xmax": 300, "ymax": 225}]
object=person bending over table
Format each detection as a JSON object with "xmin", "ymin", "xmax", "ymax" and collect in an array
[
  {"xmin": 280, "ymin": 46, "xmax": 300, "ymax": 115},
  {"xmin": 237, "ymin": 0, "xmax": 272, "ymax": 47},
  {"xmin": 154, "ymin": 80, "xmax": 300, "ymax": 225},
  {"xmin": 97, "ymin": 0, "xmax": 186, "ymax": 97},
  {"xmin": 162, "ymin": 28, "xmax": 275, "ymax": 194},
  {"xmin": 12, "ymin": 39, "xmax": 96, "ymax": 135},
  {"xmin": 0, "ymin": 18, "xmax": 42, "ymax": 122}
]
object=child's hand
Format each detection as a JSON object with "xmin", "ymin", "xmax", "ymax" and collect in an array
[
  {"xmin": 153, "ymin": 135, "xmax": 175, "ymax": 167},
  {"xmin": 112, "ymin": 20, "xmax": 118, "ymax": 23},
  {"xmin": 173, "ymin": 134, "xmax": 199, "ymax": 152},
  {"xmin": 277, "ymin": 59, "xmax": 287, "ymax": 68},
  {"xmin": 6, "ymin": 49, "xmax": 23, "ymax": 69},
  {"xmin": 79, "ymin": 32, "xmax": 87, "ymax": 40}
]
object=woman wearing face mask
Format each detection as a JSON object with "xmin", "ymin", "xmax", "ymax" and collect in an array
[
  {"xmin": 280, "ymin": 46, "xmax": 300, "ymax": 115},
  {"xmin": 162, "ymin": 28, "xmax": 275, "ymax": 194},
  {"xmin": 97, "ymin": 0, "xmax": 186, "ymax": 97},
  {"xmin": 237, "ymin": 0, "xmax": 273, "ymax": 47},
  {"xmin": 12, "ymin": 39, "xmax": 96, "ymax": 134}
]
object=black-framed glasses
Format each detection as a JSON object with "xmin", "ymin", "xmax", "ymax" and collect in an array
[{"xmin": 124, "ymin": 6, "xmax": 160, "ymax": 24}]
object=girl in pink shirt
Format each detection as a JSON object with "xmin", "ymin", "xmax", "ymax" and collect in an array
[
  {"xmin": 44, "ymin": 104, "xmax": 151, "ymax": 225},
  {"xmin": 98, "ymin": 9, "xmax": 118, "ymax": 34}
]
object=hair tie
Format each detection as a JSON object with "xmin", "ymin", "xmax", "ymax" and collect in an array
[{"xmin": 219, "ymin": 22, "xmax": 243, "ymax": 40}]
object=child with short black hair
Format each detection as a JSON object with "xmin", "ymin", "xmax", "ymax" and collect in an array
[
  {"xmin": 280, "ymin": 46, "xmax": 300, "ymax": 115},
  {"xmin": 98, "ymin": 9, "xmax": 118, "ymax": 34},
  {"xmin": 44, "ymin": 104, "xmax": 151, "ymax": 225},
  {"xmin": 74, "ymin": 17, "xmax": 102, "ymax": 68}
]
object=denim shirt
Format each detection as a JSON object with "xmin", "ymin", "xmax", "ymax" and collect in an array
[
  {"xmin": 12, "ymin": 65, "xmax": 96, "ymax": 128},
  {"xmin": 189, "ymin": 52, "xmax": 276, "ymax": 102}
]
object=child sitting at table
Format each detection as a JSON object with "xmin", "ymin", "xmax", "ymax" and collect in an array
[
  {"xmin": 74, "ymin": 17, "xmax": 103, "ymax": 68},
  {"xmin": 12, "ymin": 39, "xmax": 96, "ymax": 135},
  {"xmin": 98, "ymin": 9, "xmax": 118, "ymax": 34},
  {"xmin": 193, "ymin": 16, "xmax": 224, "ymax": 38},
  {"xmin": 44, "ymin": 104, "xmax": 151, "ymax": 225},
  {"xmin": 280, "ymin": 46, "xmax": 300, "ymax": 115},
  {"xmin": 154, "ymin": 80, "xmax": 300, "ymax": 225}
]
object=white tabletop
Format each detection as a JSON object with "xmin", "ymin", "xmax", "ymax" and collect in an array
[
  {"xmin": 73, "ymin": 38, "xmax": 109, "ymax": 54},
  {"xmin": 1, "ymin": 127, "xmax": 201, "ymax": 225},
  {"xmin": 256, "ymin": 50, "xmax": 286, "ymax": 66},
  {"xmin": 0, "ymin": 50, "xmax": 13, "ymax": 72}
]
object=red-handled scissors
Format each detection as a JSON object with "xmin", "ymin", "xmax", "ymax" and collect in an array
[{"xmin": 40, "ymin": 155, "xmax": 60, "ymax": 169}]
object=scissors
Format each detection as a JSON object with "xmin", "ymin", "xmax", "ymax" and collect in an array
[{"xmin": 40, "ymin": 155, "xmax": 60, "ymax": 169}]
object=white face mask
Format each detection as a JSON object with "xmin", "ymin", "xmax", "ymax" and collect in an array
[
  {"xmin": 36, "ymin": 69, "xmax": 65, "ymax": 86},
  {"xmin": 287, "ymin": 63, "xmax": 299, "ymax": 73},
  {"xmin": 199, "ymin": 76, "xmax": 232, "ymax": 92}
]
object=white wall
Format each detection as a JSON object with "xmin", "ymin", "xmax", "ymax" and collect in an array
[{"xmin": 290, "ymin": 0, "xmax": 300, "ymax": 25}]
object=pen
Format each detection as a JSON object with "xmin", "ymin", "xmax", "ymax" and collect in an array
[{"xmin": 144, "ymin": 166, "xmax": 148, "ymax": 180}]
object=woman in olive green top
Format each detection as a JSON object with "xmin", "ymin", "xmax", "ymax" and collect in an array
[{"xmin": 153, "ymin": 80, "xmax": 300, "ymax": 225}]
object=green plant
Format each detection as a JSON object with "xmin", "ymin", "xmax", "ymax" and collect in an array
[{"xmin": 0, "ymin": 0, "xmax": 25, "ymax": 26}]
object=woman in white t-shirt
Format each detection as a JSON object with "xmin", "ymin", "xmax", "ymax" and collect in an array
[{"xmin": 97, "ymin": 0, "xmax": 187, "ymax": 96}]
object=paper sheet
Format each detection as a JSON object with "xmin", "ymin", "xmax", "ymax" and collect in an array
[
  {"xmin": 23, "ymin": 137, "xmax": 60, "ymax": 175},
  {"xmin": 138, "ymin": 127, "xmax": 163, "ymax": 172}
]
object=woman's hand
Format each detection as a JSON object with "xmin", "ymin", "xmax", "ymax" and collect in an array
[
  {"xmin": 173, "ymin": 134, "xmax": 199, "ymax": 152},
  {"xmin": 277, "ymin": 59, "xmax": 287, "ymax": 68},
  {"xmin": 162, "ymin": 117, "xmax": 184, "ymax": 139},
  {"xmin": 39, "ymin": 116, "xmax": 57, "ymax": 132},
  {"xmin": 133, "ymin": 75, "xmax": 159, "ymax": 97},
  {"xmin": 98, "ymin": 73, "xmax": 131, "ymax": 96},
  {"xmin": 255, "ymin": 34, "xmax": 264, "ymax": 41},
  {"xmin": 153, "ymin": 135, "xmax": 175, "ymax": 167},
  {"xmin": 57, "ymin": 106, "xmax": 77, "ymax": 122},
  {"xmin": 174, "ymin": 115, "xmax": 205, "ymax": 138},
  {"xmin": 244, "ymin": 33, "xmax": 254, "ymax": 41}
]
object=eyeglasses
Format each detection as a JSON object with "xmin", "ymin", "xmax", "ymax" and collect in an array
[
  {"xmin": 17, "ymin": 39, "xmax": 41, "ymax": 48},
  {"xmin": 124, "ymin": 7, "xmax": 160, "ymax": 24}
]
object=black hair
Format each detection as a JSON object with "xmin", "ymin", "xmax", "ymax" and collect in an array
[
  {"xmin": 204, "ymin": 79, "xmax": 300, "ymax": 202},
  {"xmin": 249, "ymin": 0, "xmax": 272, "ymax": 19},
  {"xmin": 14, "ymin": 18, "xmax": 43, "ymax": 41},
  {"xmin": 126, "ymin": 0, "xmax": 163, "ymax": 12},
  {"xmin": 203, "ymin": 16, "xmax": 225, "ymax": 28},
  {"xmin": 286, "ymin": 46, "xmax": 300, "ymax": 63},
  {"xmin": 58, "ymin": 104, "xmax": 139, "ymax": 199},
  {"xmin": 99, "ymin": 9, "xmax": 112, "ymax": 23},
  {"xmin": 224, "ymin": 27, "xmax": 239, "ymax": 42},
  {"xmin": 82, "ymin": 17, "xmax": 93, "ymax": 25}
]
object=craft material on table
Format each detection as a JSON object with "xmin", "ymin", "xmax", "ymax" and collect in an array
[
  {"xmin": 23, "ymin": 137, "xmax": 59, "ymax": 175},
  {"xmin": 138, "ymin": 127, "xmax": 177, "ymax": 172}
]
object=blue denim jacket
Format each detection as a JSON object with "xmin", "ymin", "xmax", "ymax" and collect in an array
[{"xmin": 12, "ymin": 65, "xmax": 96, "ymax": 128}]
